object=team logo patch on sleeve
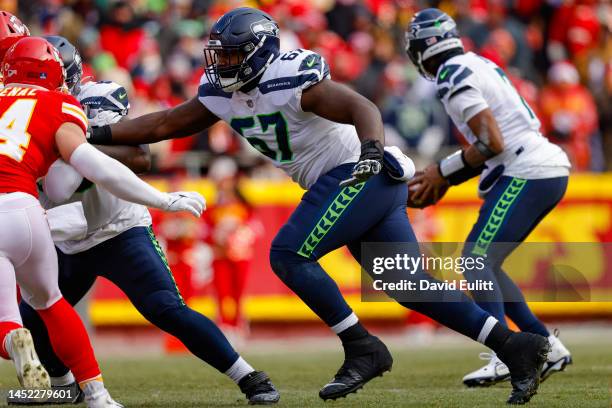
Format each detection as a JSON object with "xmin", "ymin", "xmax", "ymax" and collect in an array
[{"xmin": 299, "ymin": 54, "xmax": 323, "ymax": 73}]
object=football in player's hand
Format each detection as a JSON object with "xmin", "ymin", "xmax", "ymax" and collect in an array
[{"xmin": 406, "ymin": 171, "xmax": 449, "ymax": 208}]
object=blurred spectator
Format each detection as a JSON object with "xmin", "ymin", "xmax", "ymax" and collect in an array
[
  {"xmin": 99, "ymin": 1, "xmax": 147, "ymax": 70},
  {"xmin": 205, "ymin": 157, "xmax": 261, "ymax": 335},
  {"xmin": 540, "ymin": 61, "xmax": 600, "ymax": 171},
  {"xmin": 18, "ymin": 0, "xmax": 610, "ymax": 171}
]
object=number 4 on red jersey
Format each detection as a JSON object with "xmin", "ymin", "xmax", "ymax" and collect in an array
[{"xmin": 0, "ymin": 86, "xmax": 88, "ymax": 197}]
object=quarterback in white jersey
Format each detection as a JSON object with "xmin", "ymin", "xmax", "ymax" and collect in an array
[
  {"xmin": 405, "ymin": 8, "xmax": 572, "ymax": 391},
  {"xmin": 434, "ymin": 53, "xmax": 569, "ymax": 185},
  {"xmin": 21, "ymin": 35, "xmax": 281, "ymax": 406},
  {"xmin": 89, "ymin": 7, "xmax": 554, "ymax": 405}
]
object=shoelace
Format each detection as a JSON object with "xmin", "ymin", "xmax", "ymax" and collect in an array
[
  {"xmin": 247, "ymin": 379, "xmax": 274, "ymax": 396},
  {"xmin": 334, "ymin": 364, "xmax": 352, "ymax": 379}
]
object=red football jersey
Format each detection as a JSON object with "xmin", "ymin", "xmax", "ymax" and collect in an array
[{"xmin": 0, "ymin": 86, "xmax": 88, "ymax": 197}]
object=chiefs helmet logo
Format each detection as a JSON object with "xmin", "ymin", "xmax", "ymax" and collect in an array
[{"xmin": 9, "ymin": 15, "xmax": 29, "ymax": 36}]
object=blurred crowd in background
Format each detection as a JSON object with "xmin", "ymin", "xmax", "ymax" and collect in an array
[{"xmin": 15, "ymin": 0, "xmax": 611, "ymax": 174}]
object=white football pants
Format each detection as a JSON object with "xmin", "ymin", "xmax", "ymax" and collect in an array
[{"xmin": 0, "ymin": 192, "xmax": 62, "ymax": 325}]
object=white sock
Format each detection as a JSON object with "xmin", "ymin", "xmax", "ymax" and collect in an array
[
  {"xmin": 477, "ymin": 316, "xmax": 499, "ymax": 345},
  {"xmin": 331, "ymin": 313, "xmax": 359, "ymax": 334},
  {"xmin": 82, "ymin": 379, "xmax": 106, "ymax": 400},
  {"xmin": 225, "ymin": 357, "xmax": 255, "ymax": 384},
  {"xmin": 51, "ymin": 371, "xmax": 76, "ymax": 386}
]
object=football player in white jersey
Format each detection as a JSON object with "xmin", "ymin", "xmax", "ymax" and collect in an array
[
  {"xmin": 89, "ymin": 8, "xmax": 553, "ymax": 404},
  {"xmin": 18, "ymin": 36, "xmax": 280, "ymax": 405},
  {"xmin": 405, "ymin": 8, "xmax": 572, "ymax": 388}
]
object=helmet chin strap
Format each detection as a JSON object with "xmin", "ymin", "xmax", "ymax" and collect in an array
[{"xmin": 221, "ymin": 35, "xmax": 276, "ymax": 93}]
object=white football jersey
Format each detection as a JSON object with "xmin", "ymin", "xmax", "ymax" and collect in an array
[
  {"xmin": 199, "ymin": 49, "xmax": 360, "ymax": 189},
  {"xmin": 436, "ymin": 52, "xmax": 570, "ymax": 180},
  {"xmin": 40, "ymin": 81, "xmax": 151, "ymax": 254}
]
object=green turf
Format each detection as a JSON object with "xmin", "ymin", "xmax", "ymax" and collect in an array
[{"xmin": 0, "ymin": 340, "xmax": 610, "ymax": 407}]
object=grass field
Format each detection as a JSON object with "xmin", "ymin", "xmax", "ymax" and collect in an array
[{"xmin": 0, "ymin": 332, "xmax": 610, "ymax": 407}]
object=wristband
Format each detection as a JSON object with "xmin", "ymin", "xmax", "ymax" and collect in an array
[
  {"xmin": 438, "ymin": 150, "xmax": 484, "ymax": 186},
  {"xmin": 359, "ymin": 140, "xmax": 384, "ymax": 161},
  {"xmin": 87, "ymin": 125, "xmax": 113, "ymax": 145}
]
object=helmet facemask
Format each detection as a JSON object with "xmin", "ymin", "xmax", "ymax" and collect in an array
[
  {"xmin": 65, "ymin": 51, "xmax": 83, "ymax": 95},
  {"xmin": 204, "ymin": 33, "xmax": 275, "ymax": 92}
]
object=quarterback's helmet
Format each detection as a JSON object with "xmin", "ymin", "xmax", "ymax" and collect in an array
[
  {"xmin": 0, "ymin": 11, "xmax": 29, "ymax": 63},
  {"xmin": 2, "ymin": 37, "xmax": 65, "ymax": 90},
  {"xmin": 405, "ymin": 8, "xmax": 463, "ymax": 80},
  {"xmin": 204, "ymin": 7, "xmax": 280, "ymax": 92},
  {"xmin": 44, "ymin": 36, "xmax": 83, "ymax": 95}
]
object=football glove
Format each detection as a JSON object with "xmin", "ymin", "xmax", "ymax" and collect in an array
[
  {"xmin": 162, "ymin": 192, "xmax": 206, "ymax": 217},
  {"xmin": 340, "ymin": 140, "xmax": 384, "ymax": 187}
]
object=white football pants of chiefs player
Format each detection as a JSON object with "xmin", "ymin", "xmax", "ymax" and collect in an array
[{"xmin": 0, "ymin": 192, "xmax": 62, "ymax": 324}]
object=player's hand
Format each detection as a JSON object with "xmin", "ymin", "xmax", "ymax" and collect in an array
[
  {"xmin": 162, "ymin": 191, "xmax": 206, "ymax": 217},
  {"xmin": 407, "ymin": 165, "xmax": 449, "ymax": 207},
  {"xmin": 340, "ymin": 140, "xmax": 384, "ymax": 187}
]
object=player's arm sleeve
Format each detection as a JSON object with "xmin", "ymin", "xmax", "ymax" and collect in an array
[
  {"xmin": 437, "ymin": 64, "xmax": 488, "ymax": 124},
  {"xmin": 67, "ymin": 143, "xmax": 171, "ymax": 210},
  {"xmin": 60, "ymin": 97, "xmax": 89, "ymax": 134},
  {"xmin": 295, "ymin": 51, "xmax": 331, "ymax": 91},
  {"xmin": 288, "ymin": 51, "xmax": 331, "ymax": 112},
  {"xmin": 445, "ymin": 86, "xmax": 489, "ymax": 124},
  {"xmin": 42, "ymin": 159, "xmax": 83, "ymax": 204}
]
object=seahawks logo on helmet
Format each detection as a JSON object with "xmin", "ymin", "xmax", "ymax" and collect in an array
[{"xmin": 251, "ymin": 20, "xmax": 279, "ymax": 38}]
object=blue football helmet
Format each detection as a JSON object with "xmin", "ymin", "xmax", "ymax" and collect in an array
[
  {"xmin": 405, "ymin": 8, "xmax": 463, "ymax": 80},
  {"xmin": 204, "ymin": 7, "xmax": 280, "ymax": 92},
  {"xmin": 44, "ymin": 35, "xmax": 83, "ymax": 95}
]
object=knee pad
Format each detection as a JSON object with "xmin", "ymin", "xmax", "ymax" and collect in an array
[{"xmin": 269, "ymin": 248, "xmax": 302, "ymax": 282}]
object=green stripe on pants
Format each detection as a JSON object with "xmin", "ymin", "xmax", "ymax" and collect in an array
[
  {"xmin": 471, "ymin": 178, "xmax": 527, "ymax": 256},
  {"xmin": 146, "ymin": 225, "xmax": 185, "ymax": 305},
  {"xmin": 297, "ymin": 182, "xmax": 365, "ymax": 258}
]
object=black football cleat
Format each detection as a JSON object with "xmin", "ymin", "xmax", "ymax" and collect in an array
[
  {"xmin": 238, "ymin": 371, "xmax": 280, "ymax": 405},
  {"xmin": 51, "ymin": 381, "xmax": 85, "ymax": 404},
  {"xmin": 497, "ymin": 332, "xmax": 551, "ymax": 405},
  {"xmin": 319, "ymin": 335, "xmax": 393, "ymax": 400}
]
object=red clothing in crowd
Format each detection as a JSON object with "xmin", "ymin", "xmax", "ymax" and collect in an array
[
  {"xmin": 99, "ymin": 24, "xmax": 145, "ymax": 69},
  {"xmin": 540, "ymin": 83, "xmax": 599, "ymax": 171},
  {"xmin": 207, "ymin": 197, "xmax": 259, "ymax": 328},
  {"xmin": 549, "ymin": 2, "xmax": 601, "ymax": 58}
]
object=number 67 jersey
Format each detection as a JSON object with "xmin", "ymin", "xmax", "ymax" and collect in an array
[
  {"xmin": 198, "ymin": 49, "xmax": 360, "ymax": 189},
  {"xmin": 0, "ymin": 86, "xmax": 88, "ymax": 197}
]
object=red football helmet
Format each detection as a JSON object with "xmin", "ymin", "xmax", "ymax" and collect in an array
[
  {"xmin": 2, "ymin": 37, "xmax": 65, "ymax": 90},
  {"xmin": 0, "ymin": 11, "xmax": 30, "ymax": 63}
]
